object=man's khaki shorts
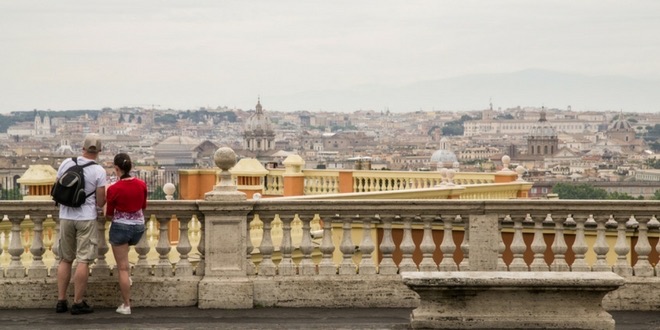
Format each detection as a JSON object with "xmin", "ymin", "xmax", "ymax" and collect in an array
[{"xmin": 58, "ymin": 219, "xmax": 98, "ymax": 263}]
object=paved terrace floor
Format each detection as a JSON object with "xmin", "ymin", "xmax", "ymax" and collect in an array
[{"xmin": 0, "ymin": 307, "xmax": 658, "ymax": 330}]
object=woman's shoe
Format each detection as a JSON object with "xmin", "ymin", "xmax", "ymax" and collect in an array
[{"xmin": 116, "ymin": 303, "xmax": 131, "ymax": 315}]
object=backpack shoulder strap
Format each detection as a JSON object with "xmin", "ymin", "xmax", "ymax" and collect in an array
[{"xmin": 80, "ymin": 161, "xmax": 96, "ymax": 169}]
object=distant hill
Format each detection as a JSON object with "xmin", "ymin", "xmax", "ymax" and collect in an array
[{"xmin": 268, "ymin": 69, "xmax": 660, "ymax": 113}]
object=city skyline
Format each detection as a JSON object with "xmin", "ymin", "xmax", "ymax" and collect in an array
[{"xmin": 2, "ymin": 1, "xmax": 660, "ymax": 113}]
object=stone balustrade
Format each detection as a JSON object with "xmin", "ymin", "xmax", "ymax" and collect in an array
[
  {"xmin": 0, "ymin": 198, "xmax": 658, "ymax": 311},
  {"xmin": 179, "ymin": 155, "xmax": 517, "ymax": 199}
]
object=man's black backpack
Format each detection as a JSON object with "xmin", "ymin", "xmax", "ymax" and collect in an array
[{"xmin": 51, "ymin": 157, "xmax": 96, "ymax": 207}]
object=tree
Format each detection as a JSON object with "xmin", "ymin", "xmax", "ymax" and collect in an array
[
  {"xmin": 553, "ymin": 183, "xmax": 646, "ymax": 200},
  {"xmin": 551, "ymin": 183, "xmax": 608, "ymax": 199},
  {"xmin": 0, "ymin": 187, "xmax": 22, "ymax": 200},
  {"xmin": 653, "ymin": 190, "xmax": 660, "ymax": 200},
  {"xmin": 607, "ymin": 192, "xmax": 643, "ymax": 200}
]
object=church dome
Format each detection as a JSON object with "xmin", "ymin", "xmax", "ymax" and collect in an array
[
  {"xmin": 244, "ymin": 98, "xmax": 274, "ymax": 134},
  {"xmin": 609, "ymin": 114, "xmax": 632, "ymax": 131},
  {"xmin": 529, "ymin": 109, "xmax": 556, "ymax": 137},
  {"xmin": 431, "ymin": 137, "xmax": 458, "ymax": 168},
  {"xmin": 430, "ymin": 149, "xmax": 458, "ymax": 164}
]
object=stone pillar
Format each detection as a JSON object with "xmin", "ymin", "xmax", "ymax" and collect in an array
[
  {"xmin": 494, "ymin": 155, "xmax": 517, "ymax": 183},
  {"xmin": 468, "ymin": 214, "xmax": 499, "ymax": 271},
  {"xmin": 198, "ymin": 147, "xmax": 253, "ymax": 309},
  {"xmin": 282, "ymin": 154, "xmax": 305, "ymax": 197},
  {"xmin": 337, "ymin": 170, "xmax": 354, "ymax": 193}
]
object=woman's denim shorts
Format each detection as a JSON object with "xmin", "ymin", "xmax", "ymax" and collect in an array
[{"xmin": 109, "ymin": 222, "xmax": 146, "ymax": 246}]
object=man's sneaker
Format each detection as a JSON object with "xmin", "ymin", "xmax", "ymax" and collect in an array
[
  {"xmin": 55, "ymin": 300, "xmax": 68, "ymax": 313},
  {"xmin": 116, "ymin": 303, "xmax": 131, "ymax": 315},
  {"xmin": 70, "ymin": 300, "xmax": 93, "ymax": 315}
]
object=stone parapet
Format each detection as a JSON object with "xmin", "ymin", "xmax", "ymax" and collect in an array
[{"xmin": 402, "ymin": 271, "xmax": 625, "ymax": 329}]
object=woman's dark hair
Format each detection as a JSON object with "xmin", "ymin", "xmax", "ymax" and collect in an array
[{"xmin": 114, "ymin": 153, "xmax": 132, "ymax": 179}]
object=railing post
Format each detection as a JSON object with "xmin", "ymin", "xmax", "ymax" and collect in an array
[
  {"xmin": 282, "ymin": 155, "xmax": 305, "ymax": 197},
  {"xmin": 648, "ymin": 215, "xmax": 660, "ymax": 277},
  {"xmin": 571, "ymin": 215, "xmax": 592, "ymax": 272},
  {"xmin": 398, "ymin": 215, "xmax": 417, "ymax": 272},
  {"xmin": 298, "ymin": 215, "xmax": 315, "ymax": 275},
  {"xmin": 133, "ymin": 222, "xmax": 152, "ymax": 277},
  {"xmin": 7, "ymin": 215, "xmax": 25, "ymax": 278},
  {"xmin": 27, "ymin": 215, "xmax": 47, "ymax": 278},
  {"xmin": 357, "ymin": 215, "xmax": 377, "ymax": 275},
  {"xmin": 613, "ymin": 215, "xmax": 633, "ymax": 276},
  {"xmin": 633, "ymin": 216, "xmax": 654, "ymax": 277},
  {"xmin": 378, "ymin": 215, "xmax": 398, "ymax": 275},
  {"xmin": 175, "ymin": 215, "xmax": 193, "ymax": 276},
  {"xmin": 550, "ymin": 214, "xmax": 570, "ymax": 272},
  {"xmin": 529, "ymin": 214, "xmax": 550, "ymax": 271},
  {"xmin": 593, "ymin": 216, "xmax": 613, "ymax": 272},
  {"xmin": 198, "ymin": 147, "xmax": 252, "ymax": 309},
  {"xmin": 338, "ymin": 215, "xmax": 356, "ymax": 275},
  {"xmin": 494, "ymin": 155, "xmax": 517, "ymax": 183},
  {"xmin": 468, "ymin": 213, "xmax": 500, "ymax": 271},
  {"xmin": 318, "ymin": 215, "xmax": 336, "ymax": 275},
  {"xmin": 92, "ymin": 217, "xmax": 112, "ymax": 277},
  {"xmin": 438, "ymin": 215, "xmax": 458, "ymax": 271},
  {"xmin": 418, "ymin": 215, "xmax": 438, "ymax": 272},
  {"xmin": 338, "ymin": 170, "xmax": 354, "ymax": 193}
]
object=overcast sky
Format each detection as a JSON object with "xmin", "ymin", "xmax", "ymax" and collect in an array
[{"xmin": 1, "ymin": 1, "xmax": 659, "ymax": 113}]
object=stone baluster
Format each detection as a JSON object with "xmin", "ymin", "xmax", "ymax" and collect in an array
[
  {"xmin": 529, "ymin": 214, "xmax": 550, "ymax": 271},
  {"xmin": 592, "ymin": 215, "xmax": 612, "ymax": 272},
  {"xmin": 399, "ymin": 215, "xmax": 418, "ymax": 272},
  {"xmin": 318, "ymin": 215, "xmax": 336, "ymax": 275},
  {"xmin": 418, "ymin": 215, "xmax": 438, "ymax": 271},
  {"xmin": 649, "ymin": 216, "xmax": 660, "ymax": 276},
  {"xmin": 378, "ymin": 215, "xmax": 398, "ymax": 275},
  {"xmin": 358, "ymin": 215, "xmax": 377, "ymax": 275},
  {"xmin": 50, "ymin": 217, "xmax": 61, "ymax": 277},
  {"xmin": 458, "ymin": 215, "xmax": 470, "ymax": 271},
  {"xmin": 496, "ymin": 215, "xmax": 509, "ymax": 271},
  {"xmin": 550, "ymin": 214, "xmax": 570, "ymax": 272},
  {"xmin": 133, "ymin": 221, "xmax": 152, "ymax": 277},
  {"xmin": 153, "ymin": 215, "xmax": 174, "ymax": 277},
  {"xmin": 508, "ymin": 214, "xmax": 529, "ymax": 271},
  {"xmin": 258, "ymin": 215, "xmax": 277, "ymax": 276},
  {"xmin": 633, "ymin": 215, "xmax": 654, "ymax": 277},
  {"xmin": 175, "ymin": 215, "xmax": 193, "ymax": 276},
  {"xmin": 613, "ymin": 215, "xmax": 633, "ymax": 276},
  {"xmin": 7, "ymin": 215, "xmax": 25, "ymax": 278},
  {"xmin": 278, "ymin": 215, "xmax": 296, "ymax": 276},
  {"xmin": 571, "ymin": 215, "xmax": 591, "ymax": 272},
  {"xmin": 246, "ymin": 215, "xmax": 256, "ymax": 276},
  {"xmin": 195, "ymin": 214, "xmax": 205, "ymax": 276},
  {"xmin": 28, "ymin": 215, "xmax": 47, "ymax": 278},
  {"xmin": 338, "ymin": 215, "xmax": 356, "ymax": 275},
  {"xmin": 92, "ymin": 218, "xmax": 111, "ymax": 277},
  {"xmin": 298, "ymin": 215, "xmax": 315, "ymax": 275},
  {"xmin": 439, "ymin": 215, "xmax": 458, "ymax": 271}
]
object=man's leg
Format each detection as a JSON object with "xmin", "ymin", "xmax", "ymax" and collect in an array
[
  {"xmin": 73, "ymin": 261, "xmax": 89, "ymax": 304},
  {"xmin": 57, "ymin": 260, "xmax": 72, "ymax": 301}
]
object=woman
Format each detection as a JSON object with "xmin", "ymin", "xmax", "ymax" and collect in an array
[{"xmin": 106, "ymin": 153, "xmax": 147, "ymax": 315}]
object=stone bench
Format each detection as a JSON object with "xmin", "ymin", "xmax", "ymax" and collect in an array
[{"xmin": 401, "ymin": 271, "xmax": 625, "ymax": 329}]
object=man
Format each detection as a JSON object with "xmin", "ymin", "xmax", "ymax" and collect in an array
[{"xmin": 55, "ymin": 134, "xmax": 107, "ymax": 315}]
